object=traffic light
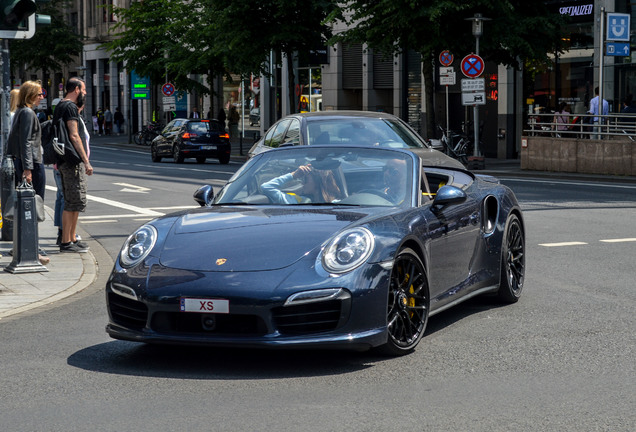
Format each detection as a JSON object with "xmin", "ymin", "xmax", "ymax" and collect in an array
[{"xmin": 0, "ymin": 0, "xmax": 50, "ymax": 39}]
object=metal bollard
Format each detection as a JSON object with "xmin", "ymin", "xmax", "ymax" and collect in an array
[
  {"xmin": 0, "ymin": 156, "xmax": 14, "ymax": 241},
  {"xmin": 4, "ymin": 182, "xmax": 47, "ymax": 273}
]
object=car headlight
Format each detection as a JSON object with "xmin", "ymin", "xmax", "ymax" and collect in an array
[
  {"xmin": 119, "ymin": 225, "xmax": 157, "ymax": 268},
  {"xmin": 322, "ymin": 228, "xmax": 374, "ymax": 274}
]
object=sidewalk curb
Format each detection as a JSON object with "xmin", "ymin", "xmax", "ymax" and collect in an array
[{"xmin": 0, "ymin": 250, "xmax": 97, "ymax": 320}]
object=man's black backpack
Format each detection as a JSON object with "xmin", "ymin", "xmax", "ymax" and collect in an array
[
  {"xmin": 41, "ymin": 115, "xmax": 80, "ymax": 165},
  {"xmin": 41, "ymin": 118, "xmax": 66, "ymax": 165}
]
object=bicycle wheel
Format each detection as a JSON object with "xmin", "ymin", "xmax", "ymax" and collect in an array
[
  {"xmin": 134, "ymin": 131, "xmax": 142, "ymax": 145},
  {"xmin": 456, "ymin": 139, "xmax": 470, "ymax": 165}
]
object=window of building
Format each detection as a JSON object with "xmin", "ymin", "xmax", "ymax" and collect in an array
[{"xmin": 103, "ymin": 0, "xmax": 116, "ymax": 23}]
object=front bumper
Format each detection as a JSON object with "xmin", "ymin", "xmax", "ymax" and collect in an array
[{"xmin": 105, "ymin": 261, "xmax": 390, "ymax": 351}]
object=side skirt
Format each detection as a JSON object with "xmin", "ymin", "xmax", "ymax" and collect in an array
[{"xmin": 429, "ymin": 284, "xmax": 499, "ymax": 317}]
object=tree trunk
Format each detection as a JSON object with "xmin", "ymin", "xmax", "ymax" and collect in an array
[
  {"xmin": 285, "ymin": 50, "xmax": 297, "ymax": 114},
  {"xmin": 422, "ymin": 53, "xmax": 436, "ymax": 139}
]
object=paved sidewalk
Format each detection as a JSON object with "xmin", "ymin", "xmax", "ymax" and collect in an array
[
  {"xmin": 1, "ymin": 134, "xmax": 635, "ymax": 321},
  {"xmin": 0, "ymin": 206, "xmax": 97, "ymax": 320}
]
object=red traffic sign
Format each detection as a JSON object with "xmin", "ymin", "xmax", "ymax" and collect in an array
[
  {"xmin": 162, "ymin": 82, "xmax": 176, "ymax": 96},
  {"xmin": 461, "ymin": 54, "xmax": 485, "ymax": 78},
  {"xmin": 439, "ymin": 50, "xmax": 454, "ymax": 66}
]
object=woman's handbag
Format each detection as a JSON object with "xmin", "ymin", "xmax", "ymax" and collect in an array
[{"xmin": 4, "ymin": 180, "xmax": 45, "ymax": 222}]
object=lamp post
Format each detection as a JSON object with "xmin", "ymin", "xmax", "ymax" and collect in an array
[{"xmin": 465, "ymin": 13, "xmax": 490, "ymax": 168}]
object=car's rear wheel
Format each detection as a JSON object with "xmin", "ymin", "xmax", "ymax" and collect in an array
[
  {"xmin": 497, "ymin": 214, "xmax": 525, "ymax": 303},
  {"xmin": 173, "ymin": 146, "xmax": 184, "ymax": 163},
  {"xmin": 151, "ymin": 145, "xmax": 161, "ymax": 162},
  {"xmin": 196, "ymin": 156, "xmax": 206, "ymax": 164},
  {"xmin": 219, "ymin": 154, "xmax": 230, "ymax": 164},
  {"xmin": 378, "ymin": 247, "xmax": 429, "ymax": 356}
]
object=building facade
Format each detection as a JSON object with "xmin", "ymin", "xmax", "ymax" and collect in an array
[{"xmin": 20, "ymin": 0, "xmax": 636, "ymax": 156}]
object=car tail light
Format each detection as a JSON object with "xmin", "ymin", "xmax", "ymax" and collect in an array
[
  {"xmin": 219, "ymin": 133, "xmax": 230, "ymax": 139},
  {"xmin": 182, "ymin": 132, "xmax": 198, "ymax": 139}
]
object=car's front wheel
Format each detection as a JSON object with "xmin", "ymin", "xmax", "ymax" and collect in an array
[
  {"xmin": 151, "ymin": 145, "xmax": 161, "ymax": 162},
  {"xmin": 497, "ymin": 214, "xmax": 525, "ymax": 303},
  {"xmin": 173, "ymin": 146, "xmax": 184, "ymax": 163},
  {"xmin": 378, "ymin": 247, "xmax": 429, "ymax": 356}
]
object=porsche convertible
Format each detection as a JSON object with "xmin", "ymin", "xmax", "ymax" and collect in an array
[{"xmin": 106, "ymin": 146, "xmax": 525, "ymax": 355}]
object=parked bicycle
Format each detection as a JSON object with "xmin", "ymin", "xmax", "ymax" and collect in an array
[
  {"xmin": 134, "ymin": 121, "xmax": 163, "ymax": 146},
  {"xmin": 437, "ymin": 125, "xmax": 474, "ymax": 165}
]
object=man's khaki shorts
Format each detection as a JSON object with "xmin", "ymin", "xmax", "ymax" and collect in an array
[{"xmin": 59, "ymin": 162, "xmax": 87, "ymax": 212}]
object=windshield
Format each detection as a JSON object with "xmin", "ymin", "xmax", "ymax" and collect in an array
[
  {"xmin": 305, "ymin": 118, "xmax": 426, "ymax": 149},
  {"xmin": 215, "ymin": 147, "xmax": 414, "ymax": 207}
]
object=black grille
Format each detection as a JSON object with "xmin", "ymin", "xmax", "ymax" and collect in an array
[
  {"xmin": 108, "ymin": 293, "xmax": 148, "ymax": 330},
  {"xmin": 272, "ymin": 300, "xmax": 348, "ymax": 335},
  {"xmin": 151, "ymin": 312, "xmax": 267, "ymax": 336}
]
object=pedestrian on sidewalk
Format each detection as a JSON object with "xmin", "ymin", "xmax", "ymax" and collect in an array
[
  {"xmin": 53, "ymin": 77, "xmax": 93, "ymax": 253},
  {"xmin": 114, "ymin": 107, "xmax": 124, "ymax": 135},
  {"xmin": 96, "ymin": 107, "xmax": 104, "ymax": 136},
  {"xmin": 7, "ymin": 80, "xmax": 49, "ymax": 265},
  {"xmin": 217, "ymin": 107, "xmax": 227, "ymax": 130},
  {"xmin": 228, "ymin": 105, "xmax": 239, "ymax": 138},
  {"xmin": 104, "ymin": 107, "xmax": 113, "ymax": 135}
]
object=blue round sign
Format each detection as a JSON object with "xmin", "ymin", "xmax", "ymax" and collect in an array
[
  {"xmin": 162, "ymin": 82, "xmax": 175, "ymax": 96},
  {"xmin": 461, "ymin": 54, "xmax": 485, "ymax": 78},
  {"xmin": 439, "ymin": 51, "xmax": 454, "ymax": 67}
]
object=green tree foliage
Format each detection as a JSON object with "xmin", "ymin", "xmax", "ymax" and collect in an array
[
  {"xmin": 9, "ymin": 0, "xmax": 83, "ymax": 82},
  {"xmin": 106, "ymin": 0, "xmax": 336, "ymax": 113},
  {"xmin": 328, "ymin": 0, "xmax": 568, "ymax": 136},
  {"xmin": 210, "ymin": 0, "xmax": 336, "ymax": 111}
]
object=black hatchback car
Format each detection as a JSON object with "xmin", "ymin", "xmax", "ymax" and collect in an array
[{"xmin": 151, "ymin": 118, "xmax": 231, "ymax": 164}]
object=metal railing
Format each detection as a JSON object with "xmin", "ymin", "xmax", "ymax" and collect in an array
[{"xmin": 524, "ymin": 113, "xmax": 636, "ymax": 141}]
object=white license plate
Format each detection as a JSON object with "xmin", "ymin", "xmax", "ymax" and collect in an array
[
  {"xmin": 201, "ymin": 145, "xmax": 217, "ymax": 150},
  {"xmin": 180, "ymin": 298, "xmax": 229, "ymax": 313}
]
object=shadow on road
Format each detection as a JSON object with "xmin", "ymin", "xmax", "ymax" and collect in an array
[{"xmin": 67, "ymin": 296, "xmax": 505, "ymax": 380}]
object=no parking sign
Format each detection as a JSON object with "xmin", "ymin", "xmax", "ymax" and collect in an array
[{"xmin": 461, "ymin": 54, "xmax": 485, "ymax": 78}]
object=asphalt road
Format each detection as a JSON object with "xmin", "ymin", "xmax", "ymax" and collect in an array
[{"xmin": 0, "ymin": 145, "xmax": 634, "ymax": 431}]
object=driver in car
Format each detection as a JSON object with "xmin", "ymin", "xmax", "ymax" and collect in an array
[
  {"xmin": 261, "ymin": 164, "xmax": 344, "ymax": 204},
  {"xmin": 382, "ymin": 158, "xmax": 408, "ymax": 205}
]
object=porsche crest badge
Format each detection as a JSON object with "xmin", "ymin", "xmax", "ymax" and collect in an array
[{"xmin": 216, "ymin": 258, "xmax": 227, "ymax": 266}]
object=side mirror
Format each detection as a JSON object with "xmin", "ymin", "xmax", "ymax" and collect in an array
[
  {"xmin": 193, "ymin": 185, "xmax": 214, "ymax": 207},
  {"xmin": 432, "ymin": 185, "xmax": 466, "ymax": 211}
]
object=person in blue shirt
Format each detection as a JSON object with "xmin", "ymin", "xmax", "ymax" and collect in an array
[
  {"xmin": 588, "ymin": 87, "xmax": 609, "ymax": 139},
  {"xmin": 261, "ymin": 164, "xmax": 343, "ymax": 204}
]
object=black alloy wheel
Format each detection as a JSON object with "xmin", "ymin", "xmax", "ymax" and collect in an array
[
  {"xmin": 379, "ymin": 247, "xmax": 429, "ymax": 356},
  {"xmin": 151, "ymin": 145, "xmax": 161, "ymax": 162},
  {"xmin": 497, "ymin": 214, "xmax": 525, "ymax": 303},
  {"xmin": 173, "ymin": 145, "xmax": 184, "ymax": 163}
]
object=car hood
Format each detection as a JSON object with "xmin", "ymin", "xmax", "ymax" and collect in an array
[{"xmin": 159, "ymin": 206, "xmax": 373, "ymax": 272}]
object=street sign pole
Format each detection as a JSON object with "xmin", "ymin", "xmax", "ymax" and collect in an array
[{"xmin": 599, "ymin": 7, "xmax": 605, "ymax": 138}]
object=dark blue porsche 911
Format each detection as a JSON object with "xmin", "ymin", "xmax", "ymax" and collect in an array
[{"xmin": 106, "ymin": 145, "xmax": 525, "ymax": 355}]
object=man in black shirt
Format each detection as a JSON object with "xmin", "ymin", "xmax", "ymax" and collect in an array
[{"xmin": 53, "ymin": 77, "xmax": 93, "ymax": 253}]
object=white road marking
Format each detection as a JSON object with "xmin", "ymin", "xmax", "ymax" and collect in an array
[
  {"xmin": 600, "ymin": 238, "xmax": 636, "ymax": 243},
  {"xmin": 80, "ymin": 219, "xmax": 119, "ymax": 224},
  {"xmin": 85, "ymin": 194, "xmax": 164, "ymax": 216},
  {"xmin": 80, "ymin": 214, "xmax": 160, "ymax": 220},
  {"xmin": 114, "ymin": 182, "xmax": 151, "ymax": 193},
  {"xmin": 46, "ymin": 185, "xmax": 163, "ymax": 217},
  {"xmin": 149, "ymin": 206, "xmax": 195, "ymax": 211},
  {"xmin": 539, "ymin": 242, "xmax": 588, "ymax": 247}
]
